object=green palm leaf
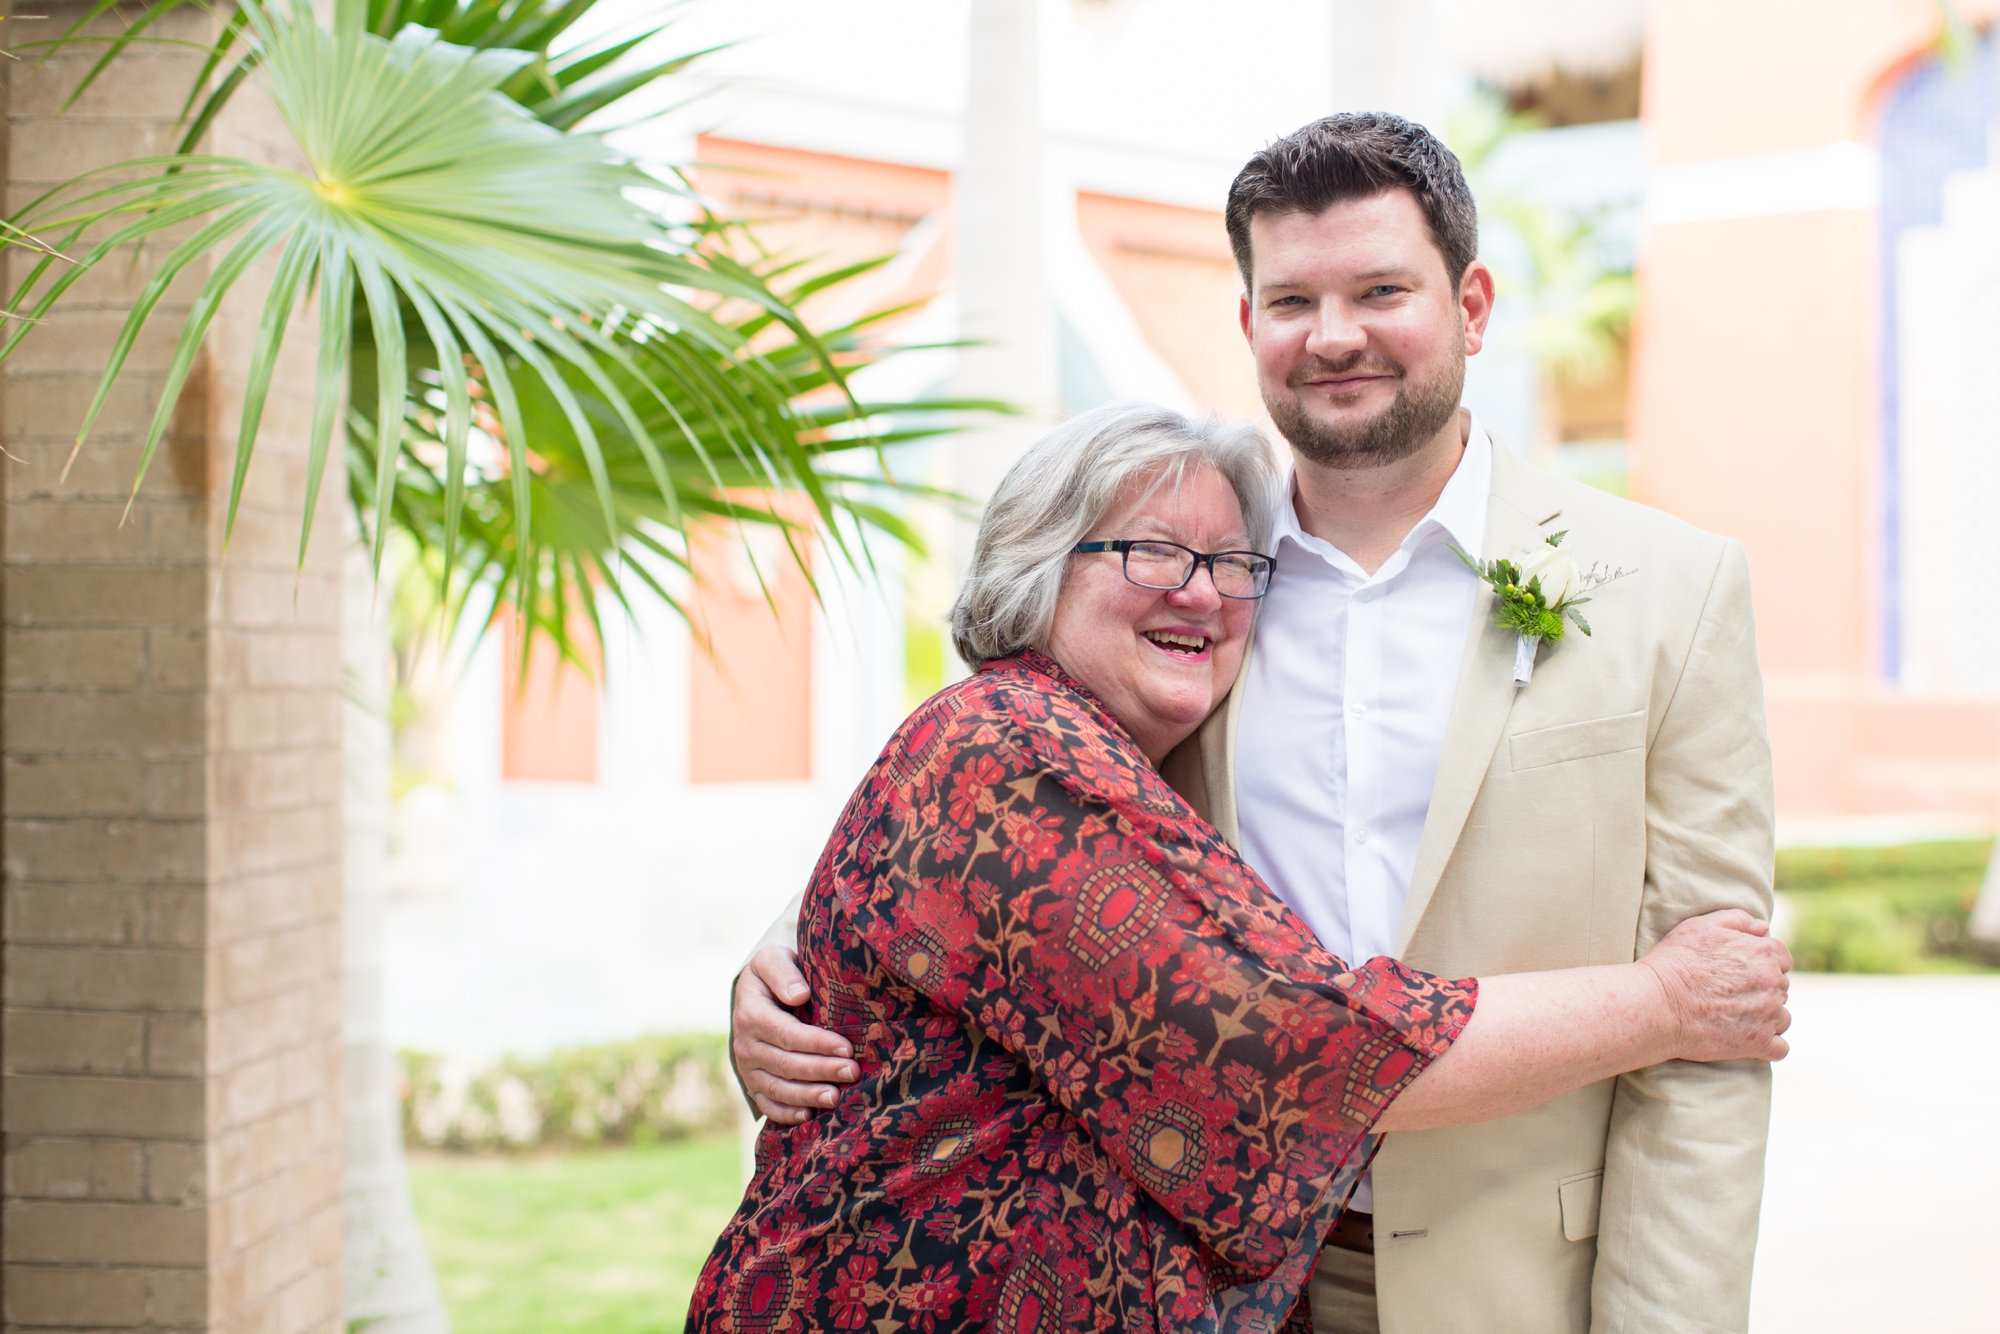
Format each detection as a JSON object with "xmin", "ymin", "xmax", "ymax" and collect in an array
[
  {"xmin": 30, "ymin": 0, "xmax": 707, "ymax": 150},
  {"xmin": 5, "ymin": 0, "xmax": 861, "ymax": 594},
  {"xmin": 348, "ymin": 260, "xmax": 994, "ymax": 668}
]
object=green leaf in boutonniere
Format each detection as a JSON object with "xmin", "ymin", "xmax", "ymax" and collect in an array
[{"xmin": 1452, "ymin": 534, "xmax": 1633, "ymax": 684}]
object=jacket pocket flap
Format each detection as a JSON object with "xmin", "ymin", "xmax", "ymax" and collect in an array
[
  {"xmin": 1510, "ymin": 711, "xmax": 1646, "ymax": 771},
  {"xmin": 1559, "ymin": 1169, "xmax": 1604, "ymax": 1242}
]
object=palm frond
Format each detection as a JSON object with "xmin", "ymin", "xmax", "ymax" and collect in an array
[
  {"xmin": 347, "ymin": 275, "xmax": 996, "ymax": 667},
  {"xmin": 28, "ymin": 0, "xmax": 705, "ymax": 145},
  {"xmin": 5, "ymin": 0, "xmax": 859, "ymax": 589}
]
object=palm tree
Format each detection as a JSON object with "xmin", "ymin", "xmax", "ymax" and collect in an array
[{"xmin": 8, "ymin": 4, "xmax": 987, "ymax": 1327}]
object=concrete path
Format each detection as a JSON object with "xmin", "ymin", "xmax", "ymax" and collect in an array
[{"xmin": 1751, "ymin": 973, "xmax": 2000, "ymax": 1333}]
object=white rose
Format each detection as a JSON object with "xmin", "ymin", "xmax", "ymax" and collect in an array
[{"xmin": 1517, "ymin": 545, "xmax": 1580, "ymax": 606}]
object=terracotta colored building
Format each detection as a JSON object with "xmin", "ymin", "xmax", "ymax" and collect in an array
[{"xmin": 1637, "ymin": 0, "xmax": 2000, "ymax": 832}]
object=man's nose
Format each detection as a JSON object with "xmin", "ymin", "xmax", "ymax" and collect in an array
[{"xmin": 1307, "ymin": 299, "xmax": 1366, "ymax": 360}]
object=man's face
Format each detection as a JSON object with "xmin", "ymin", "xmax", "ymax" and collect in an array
[{"xmin": 1239, "ymin": 189, "xmax": 1492, "ymax": 469}]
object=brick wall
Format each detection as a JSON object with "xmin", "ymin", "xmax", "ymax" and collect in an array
[{"xmin": 2, "ymin": 7, "xmax": 343, "ymax": 1332}]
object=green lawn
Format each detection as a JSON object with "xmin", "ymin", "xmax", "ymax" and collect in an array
[{"xmin": 409, "ymin": 1131, "xmax": 741, "ymax": 1334}]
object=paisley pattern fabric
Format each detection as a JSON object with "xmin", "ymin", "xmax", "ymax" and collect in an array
[{"xmin": 690, "ymin": 651, "xmax": 1476, "ymax": 1333}]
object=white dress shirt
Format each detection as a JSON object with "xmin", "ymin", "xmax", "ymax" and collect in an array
[{"xmin": 1234, "ymin": 418, "xmax": 1493, "ymax": 1214}]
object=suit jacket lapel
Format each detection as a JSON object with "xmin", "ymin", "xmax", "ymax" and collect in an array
[{"xmin": 1395, "ymin": 445, "xmax": 1563, "ymax": 956}]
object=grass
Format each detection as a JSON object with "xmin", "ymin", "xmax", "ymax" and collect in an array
[
  {"xmin": 1776, "ymin": 839, "xmax": 1998, "ymax": 974},
  {"xmin": 408, "ymin": 1131, "xmax": 741, "ymax": 1334}
]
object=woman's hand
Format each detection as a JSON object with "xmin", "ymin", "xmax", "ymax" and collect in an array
[
  {"xmin": 1639, "ymin": 909, "xmax": 1793, "ymax": 1064},
  {"xmin": 731, "ymin": 945, "xmax": 859, "ymax": 1124}
]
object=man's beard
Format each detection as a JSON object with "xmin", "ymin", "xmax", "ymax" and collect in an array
[{"xmin": 1265, "ymin": 349, "xmax": 1464, "ymax": 469}]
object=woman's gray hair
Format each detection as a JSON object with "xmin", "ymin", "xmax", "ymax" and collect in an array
[{"xmin": 948, "ymin": 402, "xmax": 1281, "ymax": 667}]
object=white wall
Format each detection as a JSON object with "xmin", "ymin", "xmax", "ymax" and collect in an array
[
  {"xmin": 384, "ymin": 543, "xmax": 909, "ymax": 1054},
  {"xmin": 1897, "ymin": 162, "xmax": 2000, "ymax": 696}
]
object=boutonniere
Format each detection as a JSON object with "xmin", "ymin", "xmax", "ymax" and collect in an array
[{"xmin": 1452, "ymin": 532, "xmax": 1634, "ymax": 686}]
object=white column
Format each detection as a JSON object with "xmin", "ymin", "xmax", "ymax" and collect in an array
[
  {"xmin": 948, "ymin": 0, "xmax": 1060, "ymax": 608},
  {"xmin": 341, "ymin": 512, "xmax": 450, "ymax": 1333},
  {"xmin": 1979, "ymin": 89, "xmax": 2000, "ymax": 949}
]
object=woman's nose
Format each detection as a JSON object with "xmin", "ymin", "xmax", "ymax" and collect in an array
[{"xmin": 1166, "ymin": 566, "xmax": 1223, "ymax": 610}]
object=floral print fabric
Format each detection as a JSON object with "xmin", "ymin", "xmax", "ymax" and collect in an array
[{"xmin": 690, "ymin": 651, "xmax": 1476, "ymax": 1333}]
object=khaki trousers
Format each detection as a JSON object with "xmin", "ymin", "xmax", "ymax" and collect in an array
[{"xmin": 1309, "ymin": 1244, "xmax": 1379, "ymax": 1334}]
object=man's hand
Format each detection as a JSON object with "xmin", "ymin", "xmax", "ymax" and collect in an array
[
  {"xmin": 731, "ymin": 944, "xmax": 858, "ymax": 1124},
  {"xmin": 1640, "ymin": 909, "xmax": 1794, "ymax": 1064}
]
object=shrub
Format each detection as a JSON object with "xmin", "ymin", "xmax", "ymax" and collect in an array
[
  {"xmin": 1775, "ymin": 840, "xmax": 1995, "ymax": 974},
  {"xmin": 1786, "ymin": 891, "xmax": 1927, "ymax": 973},
  {"xmin": 399, "ymin": 1034, "xmax": 737, "ymax": 1152}
]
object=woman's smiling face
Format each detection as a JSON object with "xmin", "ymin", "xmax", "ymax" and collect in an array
[{"xmin": 1043, "ymin": 463, "xmax": 1260, "ymax": 762}]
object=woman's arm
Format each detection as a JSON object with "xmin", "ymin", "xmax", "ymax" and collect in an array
[
  {"xmin": 1375, "ymin": 909, "xmax": 1791, "ymax": 1133},
  {"xmin": 728, "ymin": 885, "xmax": 1794, "ymax": 1136}
]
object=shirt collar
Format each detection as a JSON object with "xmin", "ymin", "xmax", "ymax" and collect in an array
[{"xmin": 1269, "ymin": 412, "xmax": 1494, "ymax": 567}]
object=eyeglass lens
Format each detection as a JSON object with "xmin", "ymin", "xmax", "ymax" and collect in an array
[{"xmin": 1123, "ymin": 541, "xmax": 1270, "ymax": 598}]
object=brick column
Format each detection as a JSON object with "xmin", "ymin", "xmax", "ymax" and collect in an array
[{"xmin": 2, "ymin": 7, "xmax": 344, "ymax": 1332}]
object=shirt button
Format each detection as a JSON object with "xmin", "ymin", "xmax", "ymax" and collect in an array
[
  {"xmin": 1349, "ymin": 703, "xmax": 1366, "ymax": 719},
  {"xmin": 1354, "ymin": 825, "xmax": 1370, "ymax": 843}
]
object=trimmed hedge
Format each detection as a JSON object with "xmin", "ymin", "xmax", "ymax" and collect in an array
[
  {"xmin": 399, "ymin": 1034, "xmax": 737, "ymax": 1152},
  {"xmin": 1775, "ymin": 840, "xmax": 1996, "ymax": 974}
]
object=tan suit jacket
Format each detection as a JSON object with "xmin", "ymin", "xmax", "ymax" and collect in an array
[
  {"xmin": 747, "ymin": 444, "xmax": 1774, "ymax": 1333},
  {"xmin": 1162, "ymin": 443, "xmax": 1775, "ymax": 1334}
]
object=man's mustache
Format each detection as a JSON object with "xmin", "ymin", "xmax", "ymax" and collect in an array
[{"xmin": 1285, "ymin": 353, "xmax": 1406, "ymax": 390}]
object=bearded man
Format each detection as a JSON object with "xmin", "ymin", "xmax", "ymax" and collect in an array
[{"xmin": 729, "ymin": 113, "xmax": 1776, "ymax": 1334}]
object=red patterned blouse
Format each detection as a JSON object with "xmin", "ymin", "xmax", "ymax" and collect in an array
[{"xmin": 690, "ymin": 651, "xmax": 1477, "ymax": 1334}]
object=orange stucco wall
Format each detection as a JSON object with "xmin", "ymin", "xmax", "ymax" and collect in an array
[
  {"xmin": 503, "ymin": 614, "xmax": 601, "ymax": 784},
  {"xmin": 686, "ymin": 515, "xmax": 816, "ymax": 785},
  {"xmin": 1644, "ymin": 0, "xmax": 1995, "ymax": 161},
  {"xmin": 693, "ymin": 137, "xmax": 953, "ymax": 343},
  {"xmin": 1074, "ymin": 192, "xmax": 1261, "ymax": 419},
  {"xmin": 697, "ymin": 136, "xmax": 952, "ymax": 220},
  {"xmin": 1636, "ymin": 0, "xmax": 2000, "ymax": 821}
]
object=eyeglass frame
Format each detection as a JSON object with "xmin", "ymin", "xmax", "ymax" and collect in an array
[{"xmin": 1071, "ymin": 539, "xmax": 1277, "ymax": 600}]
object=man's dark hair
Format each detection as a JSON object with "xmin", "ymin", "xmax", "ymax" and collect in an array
[{"xmin": 1225, "ymin": 112, "xmax": 1478, "ymax": 291}]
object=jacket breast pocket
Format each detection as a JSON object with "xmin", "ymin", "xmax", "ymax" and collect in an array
[
  {"xmin": 1509, "ymin": 710, "xmax": 1646, "ymax": 772},
  {"xmin": 1559, "ymin": 1169, "xmax": 1603, "ymax": 1242}
]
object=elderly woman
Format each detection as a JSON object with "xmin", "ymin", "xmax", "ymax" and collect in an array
[{"xmin": 689, "ymin": 405, "xmax": 1788, "ymax": 1333}]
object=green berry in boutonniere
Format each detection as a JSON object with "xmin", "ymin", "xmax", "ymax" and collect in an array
[{"xmin": 1450, "ymin": 532, "xmax": 1634, "ymax": 685}]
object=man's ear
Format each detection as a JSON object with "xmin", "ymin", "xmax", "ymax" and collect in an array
[
  {"xmin": 1239, "ymin": 291, "xmax": 1253, "ymax": 345},
  {"xmin": 1460, "ymin": 259, "xmax": 1497, "ymax": 356}
]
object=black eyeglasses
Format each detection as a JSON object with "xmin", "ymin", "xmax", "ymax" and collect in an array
[{"xmin": 1072, "ymin": 539, "xmax": 1276, "ymax": 600}]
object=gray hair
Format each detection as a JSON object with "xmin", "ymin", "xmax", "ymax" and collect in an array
[{"xmin": 948, "ymin": 402, "xmax": 1281, "ymax": 667}]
